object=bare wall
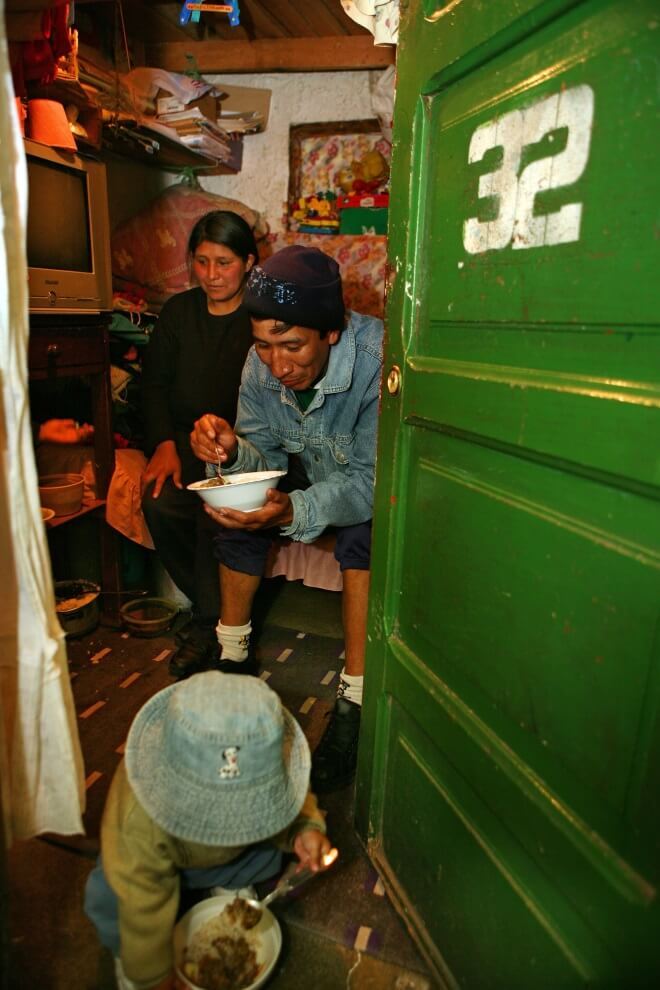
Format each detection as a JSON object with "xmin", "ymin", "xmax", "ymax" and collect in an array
[{"xmin": 203, "ymin": 70, "xmax": 379, "ymax": 234}]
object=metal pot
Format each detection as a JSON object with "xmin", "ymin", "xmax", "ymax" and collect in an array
[{"xmin": 54, "ymin": 579, "xmax": 101, "ymax": 637}]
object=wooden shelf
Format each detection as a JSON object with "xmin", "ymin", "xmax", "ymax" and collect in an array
[
  {"xmin": 29, "ymin": 317, "xmax": 122, "ymax": 625},
  {"xmin": 25, "ymin": 83, "xmax": 242, "ymax": 174},
  {"xmin": 102, "ymin": 124, "xmax": 242, "ymax": 174},
  {"xmin": 45, "ymin": 499, "xmax": 106, "ymax": 530}
]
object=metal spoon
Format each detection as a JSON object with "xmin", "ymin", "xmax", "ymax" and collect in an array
[
  {"xmin": 213, "ymin": 444, "xmax": 226, "ymax": 485},
  {"xmin": 243, "ymin": 848, "xmax": 339, "ymax": 913}
]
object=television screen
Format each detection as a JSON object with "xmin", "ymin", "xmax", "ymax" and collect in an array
[{"xmin": 26, "ymin": 157, "xmax": 92, "ymax": 273}]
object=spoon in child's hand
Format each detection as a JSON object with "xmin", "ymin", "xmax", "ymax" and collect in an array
[{"xmin": 243, "ymin": 848, "xmax": 339, "ymax": 914}]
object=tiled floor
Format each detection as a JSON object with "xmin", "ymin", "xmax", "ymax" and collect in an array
[{"xmin": 7, "ymin": 580, "xmax": 438, "ymax": 990}]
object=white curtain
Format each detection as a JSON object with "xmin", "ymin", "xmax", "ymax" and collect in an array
[{"xmin": 0, "ymin": 0, "xmax": 85, "ymax": 843}]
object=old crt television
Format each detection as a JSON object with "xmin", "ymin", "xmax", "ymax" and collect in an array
[{"xmin": 25, "ymin": 139, "xmax": 113, "ymax": 314}]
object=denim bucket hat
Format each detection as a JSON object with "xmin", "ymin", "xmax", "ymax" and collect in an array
[{"xmin": 125, "ymin": 672, "xmax": 311, "ymax": 846}]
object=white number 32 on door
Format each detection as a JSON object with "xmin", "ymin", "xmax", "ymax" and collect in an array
[{"xmin": 463, "ymin": 84, "xmax": 594, "ymax": 254}]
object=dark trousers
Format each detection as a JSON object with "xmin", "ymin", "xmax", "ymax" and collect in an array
[
  {"xmin": 213, "ymin": 520, "xmax": 373, "ymax": 578},
  {"xmin": 141, "ymin": 435, "xmax": 219, "ymax": 622},
  {"xmin": 213, "ymin": 458, "xmax": 372, "ymax": 577}
]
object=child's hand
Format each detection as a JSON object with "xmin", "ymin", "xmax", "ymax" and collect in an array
[{"xmin": 293, "ymin": 828, "xmax": 334, "ymax": 873}]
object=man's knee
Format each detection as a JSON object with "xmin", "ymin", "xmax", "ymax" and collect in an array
[
  {"xmin": 334, "ymin": 520, "xmax": 372, "ymax": 572},
  {"xmin": 213, "ymin": 528, "xmax": 274, "ymax": 577}
]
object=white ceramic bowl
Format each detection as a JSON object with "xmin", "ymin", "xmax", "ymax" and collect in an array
[
  {"xmin": 188, "ymin": 470, "xmax": 286, "ymax": 512},
  {"xmin": 173, "ymin": 893, "xmax": 282, "ymax": 990}
]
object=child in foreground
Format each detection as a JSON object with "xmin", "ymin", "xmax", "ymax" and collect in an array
[{"xmin": 84, "ymin": 671, "xmax": 333, "ymax": 990}]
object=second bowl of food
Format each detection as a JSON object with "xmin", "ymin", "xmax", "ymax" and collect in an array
[
  {"xmin": 174, "ymin": 892, "xmax": 282, "ymax": 990},
  {"xmin": 119, "ymin": 597, "xmax": 178, "ymax": 637},
  {"xmin": 188, "ymin": 470, "xmax": 286, "ymax": 513}
]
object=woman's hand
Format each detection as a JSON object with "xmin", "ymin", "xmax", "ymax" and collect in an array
[
  {"xmin": 293, "ymin": 829, "xmax": 334, "ymax": 874},
  {"xmin": 190, "ymin": 414, "xmax": 238, "ymax": 465},
  {"xmin": 141, "ymin": 440, "xmax": 182, "ymax": 498},
  {"xmin": 203, "ymin": 490, "xmax": 293, "ymax": 531}
]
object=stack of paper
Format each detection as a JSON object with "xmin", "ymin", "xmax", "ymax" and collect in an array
[
  {"xmin": 218, "ymin": 109, "xmax": 264, "ymax": 135},
  {"xmin": 155, "ymin": 105, "xmax": 232, "ymax": 160},
  {"xmin": 217, "ymin": 84, "xmax": 271, "ymax": 134}
]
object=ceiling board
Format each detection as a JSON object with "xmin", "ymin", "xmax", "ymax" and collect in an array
[
  {"xmin": 94, "ymin": 0, "xmax": 373, "ymax": 43},
  {"xmin": 76, "ymin": 1, "xmax": 392, "ymax": 71},
  {"xmin": 145, "ymin": 34, "xmax": 395, "ymax": 73}
]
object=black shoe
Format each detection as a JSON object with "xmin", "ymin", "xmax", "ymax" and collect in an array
[
  {"xmin": 310, "ymin": 697, "xmax": 361, "ymax": 793},
  {"xmin": 209, "ymin": 651, "xmax": 259, "ymax": 677},
  {"xmin": 173, "ymin": 613, "xmax": 194, "ymax": 644},
  {"xmin": 168, "ymin": 624, "xmax": 219, "ymax": 680}
]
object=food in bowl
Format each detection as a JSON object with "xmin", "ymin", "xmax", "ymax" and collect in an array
[
  {"xmin": 184, "ymin": 934, "xmax": 259, "ymax": 990},
  {"xmin": 187, "ymin": 470, "xmax": 286, "ymax": 513},
  {"xmin": 181, "ymin": 899, "xmax": 265, "ymax": 989},
  {"xmin": 197, "ymin": 476, "xmax": 229, "ymax": 489},
  {"xmin": 56, "ymin": 587, "xmax": 99, "ymax": 612},
  {"xmin": 119, "ymin": 597, "xmax": 178, "ymax": 637},
  {"xmin": 174, "ymin": 894, "xmax": 281, "ymax": 990},
  {"xmin": 224, "ymin": 898, "xmax": 262, "ymax": 930},
  {"xmin": 54, "ymin": 579, "xmax": 101, "ymax": 637}
]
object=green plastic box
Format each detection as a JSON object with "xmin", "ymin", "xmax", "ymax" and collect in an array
[{"xmin": 339, "ymin": 207, "xmax": 388, "ymax": 235}]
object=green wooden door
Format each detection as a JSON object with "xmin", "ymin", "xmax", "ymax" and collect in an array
[{"xmin": 356, "ymin": 1, "xmax": 660, "ymax": 986}]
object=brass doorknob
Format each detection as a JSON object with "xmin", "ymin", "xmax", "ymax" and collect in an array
[{"xmin": 386, "ymin": 365, "xmax": 401, "ymax": 396}]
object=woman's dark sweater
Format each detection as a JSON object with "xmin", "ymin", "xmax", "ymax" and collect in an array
[{"xmin": 142, "ymin": 287, "xmax": 253, "ymax": 475}]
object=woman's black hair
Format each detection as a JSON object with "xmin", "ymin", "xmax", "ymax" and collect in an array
[{"xmin": 187, "ymin": 210, "xmax": 259, "ymax": 263}]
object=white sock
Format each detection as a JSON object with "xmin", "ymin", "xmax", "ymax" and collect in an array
[
  {"xmin": 337, "ymin": 668, "xmax": 363, "ymax": 707},
  {"xmin": 216, "ymin": 620, "xmax": 251, "ymax": 662}
]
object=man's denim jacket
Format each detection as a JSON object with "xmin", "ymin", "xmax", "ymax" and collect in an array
[{"xmin": 213, "ymin": 311, "xmax": 383, "ymax": 543}]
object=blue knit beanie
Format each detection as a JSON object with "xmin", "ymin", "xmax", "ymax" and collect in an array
[{"xmin": 243, "ymin": 245, "xmax": 345, "ymax": 332}]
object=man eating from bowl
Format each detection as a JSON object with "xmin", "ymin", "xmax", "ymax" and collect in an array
[{"xmin": 189, "ymin": 245, "xmax": 384, "ymax": 793}]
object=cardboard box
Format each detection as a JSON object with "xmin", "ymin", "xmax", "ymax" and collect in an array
[
  {"xmin": 339, "ymin": 207, "xmax": 388, "ymax": 235},
  {"xmin": 217, "ymin": 83, "xmax": 271, "ymax": 132},
  {"xmin": 337, "ymin": 193, "xmax": 389, "ymax": 210},
  {"xmin": 156, "ymin": 91, "xmax": 219, "ymax": 122}
]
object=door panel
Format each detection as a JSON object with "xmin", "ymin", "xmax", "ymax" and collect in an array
[
  {"xmin": 357, "ymin": 0, "xmax": 660, "ymax": 985},
  {"xmin": 423, "ymin": 2, "xmax": 657, "ymax": 327},
  {"xmin": 381, "ymin": 697, "xmax": 618, "ymax": 986},
  {"xmin": 402, "ymin": 434, "xmax": 659, "ymax": 822}
]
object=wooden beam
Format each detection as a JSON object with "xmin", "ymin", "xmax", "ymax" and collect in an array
[
  {"xmin": 6, "ymin": 0, "xmax": 68, "ymax": 10},
  {"xmin": 144, "ymin": 35, "xmax": 395, "ymax": 73}
]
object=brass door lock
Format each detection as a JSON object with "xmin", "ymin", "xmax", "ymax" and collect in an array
[{"xmin": 386, "ymin": 365, "xmax": 401, "ymax": 396}]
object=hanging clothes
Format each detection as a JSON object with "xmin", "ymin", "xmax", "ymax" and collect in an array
[
  {"xmin": 9, "ymin": 0, "xmax": 73, "ymax": 97},
  {"xmin": 0, "ymin": 14, "xmax": 85, "ymax": 843},
  {"xmin": 340, "ymin": 0, "xmax": 400, "ymax": 46}
]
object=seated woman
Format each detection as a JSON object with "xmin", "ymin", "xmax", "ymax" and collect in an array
[{"xmin": 140, "ymin": 210, "xmax": 258, "ymax": 678}]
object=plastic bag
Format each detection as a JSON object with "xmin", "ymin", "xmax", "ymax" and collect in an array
[{"xmin": 372, "ymin": 65, "xmax": 396, "ymax": 144}]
